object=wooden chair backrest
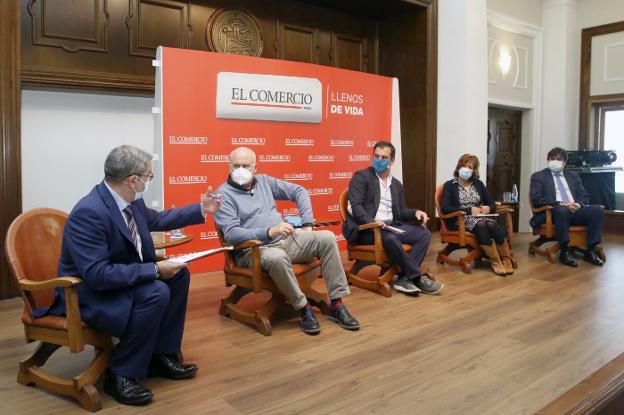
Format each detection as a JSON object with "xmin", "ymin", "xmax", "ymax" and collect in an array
[
  {"xmin": 434, "ymin": 184, "xmax": 450, "ymax": 233},
  {"xmin": 5, "ymin": 208, "xmax": 67, "ymax": 314},
  {"xmin": 339, "ymin": 189, "xmax": 349, "ymax": 222}
]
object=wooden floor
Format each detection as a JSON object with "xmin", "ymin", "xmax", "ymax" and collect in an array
[{"xmin": 2, "ymin": 232, "xmax": 624, "ymax": 414}]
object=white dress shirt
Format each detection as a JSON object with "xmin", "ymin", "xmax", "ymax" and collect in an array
[{"xmin": 374, "ymin": 174, "xmax": 393, "ymax": 223}]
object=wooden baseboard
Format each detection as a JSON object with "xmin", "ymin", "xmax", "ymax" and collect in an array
[
  {"xmin": 604, "ymin": 210, "xmax": 624, "ymax": 235},
  {"xmin": 536, "ymin": 352, "xmax": 624, "ymax": 414}
]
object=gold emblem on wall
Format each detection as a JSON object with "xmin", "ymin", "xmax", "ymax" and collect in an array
[{"xmin": 206, "ymin": 8, "xmax": 263, "ymax": 57}]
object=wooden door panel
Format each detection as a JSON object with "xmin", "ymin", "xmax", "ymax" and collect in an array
[
  {"xmin": 332, "ymin": 33, "xmax": 366, "ymax": 71},
  {"xmin": 277, "ymin": 22, "xmax": 318, "ymax": 63}
]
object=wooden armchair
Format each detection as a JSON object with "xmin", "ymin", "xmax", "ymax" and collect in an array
[
  {"xmin": 528, "ymin": 197, "xmax": 605, "ymax": 263},
  {"xmin": 338, "ymin": 189, "xmax": 412, "ymax": 297},
  {"xmin": 215, "ymin": 226, "xmax": 329, "ymax": 336},
  {"xmin": 435, "ymin": 185, "xmax": 515, "ymax": 274},
  {"xmin": 4, "ymin": 208, "xmax": 113, "ymax": 412}
]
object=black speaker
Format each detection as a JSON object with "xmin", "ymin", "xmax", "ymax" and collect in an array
[{"xmin": 566, "ymin": 150, "xmax": 617, "ymax": 167}]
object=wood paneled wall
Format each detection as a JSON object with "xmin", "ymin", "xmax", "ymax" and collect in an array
[{"xmin": 0, "ymin": 0, "xmax": 436, "ymax": 299}]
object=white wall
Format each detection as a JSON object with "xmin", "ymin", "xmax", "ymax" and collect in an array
[
  {"xmin": 487, "ymin": 0, "xmax": 543, "ymax": 27},
  {"xmin": 437, "ymin": 0, "xmax": 489, "ymax": 187},
  {"xmin": 21, "ymin": 90, "xmax": 154, "ymax": 213},
  {"xmin": 578, "ymin": 0, "xmax": 624, "ymax": 28},
  {"xmin": 540, "ymin": 0, "xmax": 579, "ymax": 158}
]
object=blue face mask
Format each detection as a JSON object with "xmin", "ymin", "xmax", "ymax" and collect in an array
[
  {"xmin": 458, "ymin": 167, "xmax": 473, "ymax": 181},
  {"xmin": 372, "ymin": 158, "xmax": 390, "ymax": 174}
]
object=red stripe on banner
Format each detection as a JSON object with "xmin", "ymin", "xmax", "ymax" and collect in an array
[{"xmin": 231, "ymin": 101, "xmax": 303, "ymax": 109}]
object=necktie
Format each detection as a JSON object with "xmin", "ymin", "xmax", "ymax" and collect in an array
[
  {"xmin": 554, "ymin": 173, "xmax": 570, "ymax": 203},
  {"xmin": 123, "ymin": 206, "xmax": 143, "ymax": 258}
]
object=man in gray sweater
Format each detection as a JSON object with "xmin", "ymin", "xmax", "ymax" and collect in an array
[{"xmin": 214, "ymin": 147, "xmax": 359, "ymax": 335}]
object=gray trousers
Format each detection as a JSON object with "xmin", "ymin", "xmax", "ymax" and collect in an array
[{"xmin": 235, "ymin": 229, "xmax": 350, "ymax": 310}]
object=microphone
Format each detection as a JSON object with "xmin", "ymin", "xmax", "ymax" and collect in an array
[{"xmin": 249, "ymin": 188, "xmax": 254, "ymax": 197}]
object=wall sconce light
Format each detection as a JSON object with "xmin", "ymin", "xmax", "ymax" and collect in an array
[{"xmin": 498, "ymin": 49, "xmax": 512, "ymax": 76}]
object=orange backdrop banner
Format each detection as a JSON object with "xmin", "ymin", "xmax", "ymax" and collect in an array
[{"xmin": 155, "ymin": 47, "xmax": 395, "ymax": 272}]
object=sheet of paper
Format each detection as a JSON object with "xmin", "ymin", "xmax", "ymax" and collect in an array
[
  {"xmin": 384, "ymin": 225, "xmax": 406, "ymax": 234},
  {"xmin": 466, "ymin": 213, "xmax": 499, "ymax": 217},
  {"xmin": 169, "ymin": 246, "xmax": 234, "ymax": 264}
]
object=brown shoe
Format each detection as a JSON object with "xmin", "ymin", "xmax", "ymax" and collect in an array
[
  {"xmin": 496, "ymin": 242, "xmax": 514, "ymax": 275},
  {"xmin": 480, "ymin": 242, "xmax": 507, "ymax": 276}
]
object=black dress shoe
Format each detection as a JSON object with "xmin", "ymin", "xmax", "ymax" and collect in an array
[
  {"xmin": 104, "ymin": 373, "xmax": 153, "ymax": 406},
  {"xmin": 149, "ymin": 355, "xmax": 198, "ymax": 380},
  {"xmin": 300, "ymin": 306, "xmax": 320, "ymax": 335},
  {"xmin": 329, "ymin": 304, "xmax": 360, "ymax": 331},
  {"xmin": 559, "ymin": 250, "xmax": 578, "ymax": 267},
  {"xmin": 584, "ymin": 250, "xmax": 604, "ymax": 266}
]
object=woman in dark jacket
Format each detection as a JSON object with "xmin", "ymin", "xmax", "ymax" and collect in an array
[{"xmin": 441, "ymin": 154, "xmax": 514, "ymax": 275}]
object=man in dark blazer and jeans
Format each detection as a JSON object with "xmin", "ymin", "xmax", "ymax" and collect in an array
[
  {"xmin": 529, "ymin": 147, "xmax": 604, "ymax": 267},
  {"xmin": 343, "ymin": 141, "xmax": 443, "ymax": 295}
]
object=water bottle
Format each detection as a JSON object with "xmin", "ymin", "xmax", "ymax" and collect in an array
[{"xmin": 511, "ymin": 184, "xmax": 518, "ymax": 203}]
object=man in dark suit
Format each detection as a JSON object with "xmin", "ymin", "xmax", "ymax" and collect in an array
[
  {"xmin": 529, "ymin": 146, "xmax": 604, "ymax": 267},
  {"xmin": 343, "ymin": 141, "xmax": 443, "ymax": 295},
  {"xmin": 43, "ymin": 145, "xmax": 221, "ymax": 405}
]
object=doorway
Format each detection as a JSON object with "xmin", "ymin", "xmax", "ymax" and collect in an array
[{"xmin": 487, "ymin": 107, "xmax": 522, "ymax": 231}]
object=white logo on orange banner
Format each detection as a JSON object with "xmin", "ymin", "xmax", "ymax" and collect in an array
[
  {"xmin": 283, "ymin": 207, "xmax": 300, "ymax": 216},
  {"xmin": 335, "ymin": 234, "xmax": 345, "ymax": 242},
  {"xmin": 348, "ymin": 155, "xmax": 371, "ymax": 162},
  {"xmin": 201, "ymin": 154, "xmax": 230, "ymax": 163},
  {"xmin": 327, "ymin": 204, "xmax": 340, "ymax": 212},
  {"xmin": 330, "ymin": 139, "xmax": 354, "ymax": 147},
  {"xmin": 260, "ymin": 154, "xmax": 291, "ymax": 162},
  {"xmin": 367, "ymin": 140, "xmax": 378, "ymax": 147},
  {"xmin": 216, "ymin": 72, "xmax": 322, "ymax": 123},
  {"xmin": 329, "ymin": 172, "xmax": 353, "ymax": 179},
  {"xmin": 168, "ymin": 176, "xmax": 208, "ymax": 185},
  {"xmin": 285, "ymin": 138, "xmax": 314, "ymax": 146},
  {"xmin": 308, "ymin": 187, "xmax": 333, "ymax": 196},
  {"xmin": 200, "ymin": 231, "xmax": 219, "ymax": 240},
  {"xmin": 309, "ymin": 155, "xmax": 335, "ymax": 162},
  {"xmin": 231, "ymin": 137, "xmax": 266, "ymax": 145},
  {"xmin": 169, "ymin": 136, "xmax": 208, "ymax": 145},
  {"xmin": 284, "ymin": 173, "xmax": 313, "ymax": 181}
]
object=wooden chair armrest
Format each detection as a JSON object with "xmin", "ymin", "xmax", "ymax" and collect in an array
[
  {"xmin": 248, "ymin": 245, "xmax": 263, "ymax": 293},
  {"xmin": 531, "ymin": 205, "xmax": 553, "ymax": 213},
  {"xmin": 231, "ymin": 239, "xmax": 263, "ymax": 249},
  {"xmin": 372, "ymin": 227, "xmax": 385, "ymax": 264},
  {"xmin": 358, "ymin": 221, "xmax": 384, "ymax": 231},
  {"xmin": 19, "ymin": 276, "xmax": 82, "ymax": 291},
  {"xmin": 497, "ymin": 207, "xmax": 514, "ymax": 214},
  {"xmin": 439, "ymin": 210, "xmax": 466, "ymax": 219},
  {"xmin": 20, "ymin": 277, "xmax": 86, "ymax": 352}
]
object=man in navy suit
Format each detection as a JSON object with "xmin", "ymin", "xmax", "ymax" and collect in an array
[
  {"xmin": 44, "ymin": 145, "xmax": 221, "ymax": 405},
  {"xmin": 529, "ymin": 147, "xmax": 604, "ymax": 267},
  {"xmin": 343, "ymin": 141, "xmax": 443, "ymax": 295}
]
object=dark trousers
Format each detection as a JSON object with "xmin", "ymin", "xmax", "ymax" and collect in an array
[
  {"xmin": 472, "ymin": 221, "xmax": 507, "ymax": 245},
  {"xmin": 109, "ymin": 268, "xmax": 190, "ymax": 379},
  {"xmin": 551, "ymin": 204, "xmax": 604, "ymax": 247},
  {"xmin": 358, "ymin": 223, "xmax": 431, "ymax": 280}
]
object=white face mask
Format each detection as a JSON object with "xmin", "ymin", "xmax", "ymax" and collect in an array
[
  {"xmin": 134, "ymin": 176, "xmax": 151, "ymax": 200},
  {"xmin": 231, "ymin": 167, "xmax": 253, "ymax": 186},
  {"xmin": 548, "ymin": 160, "xmax": 564, "ymax": 173},
  {"xmin": 458, "ymin": 167, "xmax": 473, "ymax": 181}
]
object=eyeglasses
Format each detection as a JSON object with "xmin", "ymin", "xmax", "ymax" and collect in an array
[
  {"xmin": 373, "ymin": 154, "xmax": 392, "ymax": 161},
  {"xmin": 130, "ymin": 172, "xmax": 154, "ymax": 181}
]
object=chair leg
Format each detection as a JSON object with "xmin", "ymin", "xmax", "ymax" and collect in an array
[
  {"xmin": 529, "ymin": 236, "xmax": 559, "ymax": 263},
  {"xmin": 18, "ymin": 342, "xmax": 109, "ymax": 412},
  {"xmin": 305, "ymin": 288, "xmax": 330, "ymax": 315},
  {"xmin": 220, "ymin": 286, "xmax": 290, "ymax": 336},
  {"xmin": 438, "ymin": 244, "xmax": 481, "ymax": 274},
  {"xmin": 347, "ymin": 262, "xmax": 393, "ymax": 297}
]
